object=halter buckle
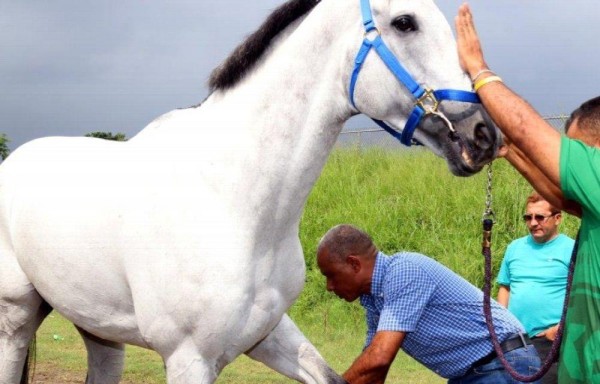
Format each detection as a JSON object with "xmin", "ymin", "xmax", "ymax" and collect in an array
[
  {"xmin": 363, "ymin": 27, "xmax": 380, "ymax": 41},
  {"xmin": 416, "ymin": 88, "xmax": 439, "ymax": 114}
]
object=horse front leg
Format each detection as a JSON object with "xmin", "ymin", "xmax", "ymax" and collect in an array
[
  {"xmin": 245, "ymin": 314, "xmax": 346, "ymax": 384},
  {"xmin": 75, "ymin": 326, "xmax": 124, "ymax": 384},
  {"xmin": 163, "ymin": 346, "xmax": 218, "ymax": 384}
]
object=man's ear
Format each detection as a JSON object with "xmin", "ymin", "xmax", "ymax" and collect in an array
[
  {"xmin": 555, "ymin": 212, "xmax": 562, "ymax": 224},
  {"xmin": 346, "ymin": 255, "xmax": 361, "ymax": 272}
]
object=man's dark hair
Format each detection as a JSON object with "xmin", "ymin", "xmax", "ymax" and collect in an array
[
  {"xmin": 565, "ymin": 96, "xmax": 600, "ymax": 143},
  {"xmin": 317, "ymin": 224, "xmax": 377, "ymax": 263}
]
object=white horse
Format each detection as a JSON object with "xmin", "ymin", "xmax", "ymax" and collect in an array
[{"xmin": 0, "ymin": 0, "xmax": 500, "ymax": 382}]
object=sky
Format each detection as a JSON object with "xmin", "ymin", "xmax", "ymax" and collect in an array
[{"xmin": 1, "ymin": 1, "xmax": 598, "ymax": 151}]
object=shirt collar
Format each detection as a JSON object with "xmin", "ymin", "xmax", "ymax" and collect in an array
[
  {"xmin": 368, "ymin": 251, "xmax": 389, "ymax": 298},
  {"xmin": 527, "ymin": 233, "xmax": 561, "ymax": 247}
]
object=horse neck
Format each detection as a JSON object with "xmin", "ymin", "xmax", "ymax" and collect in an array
[{"xmin": 201, "ymin": 1, "xmax": 356, "ymax": 230}]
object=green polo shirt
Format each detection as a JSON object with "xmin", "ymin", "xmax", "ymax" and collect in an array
[{"xmin": 558, "ymin": 136, "xmax": 600, "ymax": 383}]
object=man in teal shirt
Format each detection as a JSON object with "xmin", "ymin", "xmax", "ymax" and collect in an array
[
  {"xmin": 497, "ymin": 192, "xmax": 574, "ymax": 383},
  {"xmin": 456, "ymin": 4, "xmax": 600, "ymax": 382}
]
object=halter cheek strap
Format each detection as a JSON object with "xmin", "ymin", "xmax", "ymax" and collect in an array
[{"xmin": 349, "ymin": 0, "xmax": 481, "ymax": 146}]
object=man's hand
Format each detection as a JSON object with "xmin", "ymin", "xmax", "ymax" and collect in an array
[
  {"xmin": 455, "ymin": 3, "xmax": 488, "ymax": 79},
  {"xmin": 536, "ymin": 325, "xmax": 559, "ymax": 341},
  {"xmin": 496, "ymin": 134, "xmax": 512, "ymax": 158},
  {"xmin": 343, "ymin": 331, "xmax": 404, "ymax": 384}
]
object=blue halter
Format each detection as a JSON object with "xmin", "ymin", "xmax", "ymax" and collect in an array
[{"xmin": 349, "ymin": 0, "xmax": 481, "ymax": 146}]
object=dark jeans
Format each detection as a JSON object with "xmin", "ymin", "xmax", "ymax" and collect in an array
[
  {"xmin": 531, "ymin": 337, "xmax": 558, "ymax": 384},
  {"xmin": 447, "ymin": 346, "xmax": 542, "ymax": 384}
]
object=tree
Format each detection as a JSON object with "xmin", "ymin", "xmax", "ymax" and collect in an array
[
  {"xmin": 0, "ymin": 134, "xmax": 10, "ymax": 160},
  {"xmin": 85, "ymin": 132, "xmax": 127, "ymax": 141}
]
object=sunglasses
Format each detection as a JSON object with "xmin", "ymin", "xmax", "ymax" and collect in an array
[{"xmin": 522, "ymin": 213, "xmax": 558, "ymax": 223}]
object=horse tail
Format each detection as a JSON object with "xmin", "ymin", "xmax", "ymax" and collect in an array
[{"xmin": 21, "ymin": 334, "xmax": 37, "ymax": 384}]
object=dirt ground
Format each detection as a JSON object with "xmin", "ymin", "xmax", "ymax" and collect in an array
[
  {"xmin": 28, "ymin": 363, "xmax": 144, "ymax": 384},
  {"xmin": 31, "ymin": 371, "xmax": 82, "ymax": 384}
]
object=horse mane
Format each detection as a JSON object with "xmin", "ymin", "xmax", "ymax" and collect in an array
[{"xmin": 208, "ymin": 0, "xmax": 320, "ymax": 92}]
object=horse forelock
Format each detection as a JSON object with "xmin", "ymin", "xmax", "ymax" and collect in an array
[{"xmin": 208, "ymin": 0, "xmax": 320, "ymax": 92}]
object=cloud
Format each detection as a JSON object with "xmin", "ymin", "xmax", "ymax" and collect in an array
[{"xmin": 0, "ymin": 0, "xmax": 598, "ymax": 150}]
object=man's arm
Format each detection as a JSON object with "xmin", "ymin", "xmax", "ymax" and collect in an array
[
  {"xmin": 343, "ymin": 331, "xmax": 404, "ymax": 384},
  {"xmin": 500, "ymin": 140, "xmax": 582, "ymax": 217},
  {"xmin": 455, "ymin": 4, "xmax": 562, "ymax": 188},
  {"xmin": 497, "ymin": 285, "xmax": 510, "ymax": 307}
]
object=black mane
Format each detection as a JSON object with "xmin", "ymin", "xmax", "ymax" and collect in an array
[{"xmin": 208, "ymin": 0, "xmax": 319, "ymax": 92}]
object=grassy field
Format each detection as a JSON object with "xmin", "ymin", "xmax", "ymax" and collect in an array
[
  {"xmin": 36, "ymin": 312, "xmax": 443, "ymax": 383},
  {"xmin": 31, "ymin": 147, "xmax": 580, "ymax": 383}
]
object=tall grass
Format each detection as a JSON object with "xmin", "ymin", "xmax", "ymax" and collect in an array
[
  {"xmin": 290, "ymin": 146, "xmax": 578, "ymax": 381},
  {"xmin": 293, "ymin": 146, "xmax": 579, "ymax": 317},
  {"xmin": 34, "ymin": 147, "xmax": 580, "ymax": 383}
]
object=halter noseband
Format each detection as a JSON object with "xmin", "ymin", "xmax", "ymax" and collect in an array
[{"xmin": 349, "ymin": 0, "xmax": 481, "ymax": 146}]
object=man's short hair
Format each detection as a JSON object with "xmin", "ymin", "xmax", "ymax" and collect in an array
[
  {"xmin": 526, "ymin": 191, "xmax": 560, "ymax": 215},
  {"xmin": 565, "ymin": 96, "xmax": 600, "ymax": 142},
  {"xmin": 317, "ymin": 224, "xmax": 376, "ymax": 263}
]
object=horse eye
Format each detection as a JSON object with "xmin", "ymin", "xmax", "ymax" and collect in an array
[{"xmin": 392, "ymin": 16, "xmax": 417, "ymax": 32}]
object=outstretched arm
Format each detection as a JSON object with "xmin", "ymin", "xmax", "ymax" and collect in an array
[
  {"xmin": 343, "ymin": 331, "xmax": 404, "ymax": 384},
  {"xmin": 455, "ymin": 4, "xmax": 563, "ymax": 190}
]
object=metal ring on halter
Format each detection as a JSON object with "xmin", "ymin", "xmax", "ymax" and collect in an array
[
  {"xmin": 364, "ymin": 27, "xmax": 380, "ymax": 40},
  {"xmin": 416, "ymin": 88, "xmax": 440, "ymax": 114},
  {"xmin": 416, "ymin": 89, "xmax": 458, "ymax": 136}
]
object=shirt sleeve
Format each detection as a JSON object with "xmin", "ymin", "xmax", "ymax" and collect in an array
[{"xmin": 377, "ymin": 259, "xmax": 436, "ymax": 333}]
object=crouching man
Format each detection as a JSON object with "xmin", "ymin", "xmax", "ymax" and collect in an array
[{"xmin": 317, "ymin": 224, "xmax": 541, "ymax": 384}]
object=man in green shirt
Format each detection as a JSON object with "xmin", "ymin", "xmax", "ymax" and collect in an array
[{"xmin": 456, "ymin": 4, "xmax": 600, "ymax": 383}]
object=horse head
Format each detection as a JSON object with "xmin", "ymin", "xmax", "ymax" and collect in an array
[{"xmin": 347, "ymin": 0, "xmax": 500, "ymax": 176}]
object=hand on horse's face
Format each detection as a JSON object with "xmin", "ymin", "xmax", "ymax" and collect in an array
[
  {"xmin": 497, "ymin": 145, "xmax": 509, "ymax": 158},
  {"xmin": 495, "ymin": 133, "xmax": 512, "ymax": 158}
]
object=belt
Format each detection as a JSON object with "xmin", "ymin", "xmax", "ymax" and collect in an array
[{"xmin": 471, "ymin": 333, "xmax": 532, "ymax": 369}]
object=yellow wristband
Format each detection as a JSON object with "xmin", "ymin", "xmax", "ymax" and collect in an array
[{"xmin": 473, "ymin": 76, "xmax": 503, "ymax": 92}]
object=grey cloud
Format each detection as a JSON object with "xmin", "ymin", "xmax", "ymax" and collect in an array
[{"xmin": 1, "ymin": 0, "xmax": 598, "ymax": 151}]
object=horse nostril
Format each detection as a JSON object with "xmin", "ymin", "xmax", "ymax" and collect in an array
[
  {"xmin": 469, "ymin": 122, "xmax": 499, "ymax": 164},
  {"xmin": 475, "ymin": 123, "xmax": 487, "ymax": 141},
  {"xmin": 474, "ymin": 123, "xmax": 493, "ymax": 150}
]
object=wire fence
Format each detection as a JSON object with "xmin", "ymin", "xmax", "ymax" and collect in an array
[{"xmin": 336, "ymin": 115, "xmax": 569, "ymax": 150}]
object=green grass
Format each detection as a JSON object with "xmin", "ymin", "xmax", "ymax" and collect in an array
[
  {"xmin": 32, "ymin": 147, "xmax": 580, "ymax": 382},
  {"xmin": 36, "ymin": 313, "xmax": 443, "ymax": 383}
]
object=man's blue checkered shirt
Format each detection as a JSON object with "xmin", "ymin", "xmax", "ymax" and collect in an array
[{"xmin": 359, "ymin": 252, "xmax": 524, "ymax": 379}]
